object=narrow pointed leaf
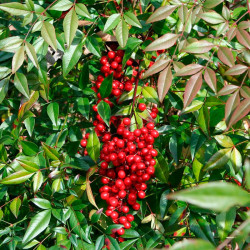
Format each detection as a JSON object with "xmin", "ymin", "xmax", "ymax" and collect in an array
[
  {"xmin": 47, "ymin": 102, "xmax": 59, "ymax": 126},
  {"xmin": 77, "ymin": 97, "xmax": 90, "ymax": 119},
  {"xmin": 17, "ymin": 159, "xmax": 39, "ymax": 172},
  {"xmin": 203, "ymin": 0, "xmax": 224, "ymax": 8},
  {"xmin": 201, "ymin": 12, "xmax": 225, "ymax": 24},
  {"xmin": 143, "ymin": 59, "xmax": 170, "ymax": 79},
  {"xmin": 22, "ymin": 210, "xmax": 51, "ymax": 244},
  {"xmin": 41, "ymin": 22, "xmax": 57, "ymax": 51},
  {"xmin": 146, "ymin": 5, "xmax": 177, "ymax": 23},
  {"xmin": 33, "ymin": 171, "xmax": 43, "ymax": 193},
  {"xmin": 157, "ymin": 65, "xmax": 172, "ymax": 103},
  {"xmin": 218, "ymin": 85, "xmax": 239, "ymax": 96},
  {"xmin": 63, "ymin": 9, "xmax": 78, "ymax": 47},
  {"xmin": 175, "ymin": 64, "xmax": 203, "ymax": 76},
  {"xmin": 103, "ymin": 13, "xmax": 121, "ymax": 33},
  {"xmin": 145, "ymin": 33, "xmax": 179, "ymax": 51},
  {"xmin": 14, "ymin": 72, "xmax": 29, "ymax": 98},
  {"xmin": 0, "ymin": 3, "xmax": 29, "ymax": 15},
  {"xmin": 142, "ymin": 86, "xmax": 159, "ymax": 104},
  {"xmin": 0, "ymin": 170, "xmax": 33, "ymax": 185},
  {"xmin": 124, "ymin": 12, "xmax": 142, "ymax": 28},
  {"xmin": 231, "ymin": 147, "xmax": 242, "ymax": 173},
  {"xmin": 168, "ymin": 182, "xmax": 250, "ymax": 212},
  {"xmin": 225, "ymin": 91, "xmax": 240, "ymax": 123},
  {"xmin": 236, "ymin": 28, "xmax": 250, "ymax": 49},
  {"xmin": 0, "ymin": 78, "xmax": 9, "ymax": 104},
  {"xmin": 75, "ymin": 3, "xmax": 91, "ymax": 18},
  {"xmin": 204, "ymin": 68, "xmax": 217, "ymax": 93},
  {"xmin": 218, "ymin": 47, "xmax": 235, "ymax": 67},
  {"xmin": 86, "ymin": 166, "xmax": 98, "ymax": 209},
  {"xmin": 25, "ymin": 42, "xmax": 38, "ymax": 68},
  {"xmin": 183, "ymin": 72, "xmax": 203, "ymax": 108},
  {"xmin": 183, "ymin": 40, "xmax": 214, "ymax": 54},
  {"xmin": 86, "ymin": 131, "xmax": 100, "ymax": 162},
  {"xmin": 115, "ymin": 19, "xmax": 128, "ymax": 48},
  {"xmin": 214, "ymin": 135, "xmax": 234, "ymax": 148},
  {"xmin": 50, "ymin": 0, "xmax": 73, "ymax": 11},
  {"xmin": 10, "ymin": 197, "xmax": 21, "ymax": 218},
  {"xmin": 12, "ymin": 45, "xmax": 24, "ymax": 73},
  {"xmin": 171, "ymin": 239, "xmax": 215, "ymax": 250},
  {"xmin": 224, "ymin": 64, "xmax": 248, "ymax": 76},
  {"xmin": 97, "ymin": 101, "xmax": 111, "ymax": 127},
  {"xmin": 99, "ymin": 73, "xmax": 113, "ymax": 98}
]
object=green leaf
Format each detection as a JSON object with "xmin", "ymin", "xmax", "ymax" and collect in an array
[
  {"xmin": 0, "ymin": 209, "xmax": 3, "ymax": 221},
  {"xmin": 23, "ymin": 240, "xmax": 40, "ymax": 249},
  {"xmin": 0, "ymin": 170, "xmax": 33, "ymax": 185},
  {"xmin": 103, "ymin": 13, "xmax": 121, "ymax": 33},
  {"xmin": 63, "ymin": 41, "xmax": 83, "ymax": 77},
  {"xmin": 120, "ymin": 239, "xmax": 138, "ymax": 249},
  {"xmin": 118, "ymin": 86, "xmax": 142, "ymax": 103},
  {"xmin": 47, "ymin": 102, "xmax": 59, "ymax": 126},
  {"xmin": 157, "ymin": 65, "xmax": 172, "ymax": 103},
  {"xmin": 168, "ymin": 182, "xmax": 250, "ymax": 212},
  {"xmin": 116, "ymin": 19, "xmax": 128, "ymax": 48},
  {"xmin": 175, "ymin": 64, "xmax": 203, "ymax": 76},
  {"xmin": 217, "ymin": 47, "xmax": 235, "ymax": 68},
  {"xmin": 204, "ymin": 68, "xmax": 217, "ymax": 93},
  {"xmin": 214, "ymin": 135, "xmax": 234, "ymax": 148},
  {"xmin": 203, "ymin": 148, "xmax": 231, "ymax": 171},
  {"xmin": 86, "ymin": 131, "xmax": 100, "ymax": 162},
  {"xmin": 0, "ymin": 36, "xmax": 23, "ymax": 53},
  {"xmin": 99, "ymin": 73, "xmax": 113, "ymax": 98},
  {"xmin": 190, "ymin": 129, "xmax": 206, "ymax": 160},
  {"xmin": 190, "ymin": 213, "xmax": 215, "ymax": 244},
  {"xmin": 154, "ymin": 151, "xmax": 169, "ymax": 183},
  {"xmin": 25, "ymin": 42, "xmax": 38, "ymax": 68},
  {"xmin": 124, "ymin": 12, "xmax": 141, "ymax": 28},
  {"xmin": 85, "ymin": 36, "xmax": 101, "ymax": 57},
  {"xmin": 20, "ymin": 141, "xmax": 39, "ymax": 156},
  {"xmin": 145, "ymin": 33, "xmax": 179, "ymax": 51},
  {"xmin": 142, "ymin": 86, "xmax": 159, "ymax": 104},
  {"xmin": 77, "ymin": 97, "xmax": 90, "ymax": 119},
  {"xmin": 17, "ymin": 159, "xmax": 39, "ymax": 172},
  {"xmin": 115, "ymin": 105, "xmax": 133, "ymax": 116},
  {"xmin": 50, "ymin": 0, "xmax": 73, "ymax": 11},
  {"xmin": 33, "ymin": 171, "xmax": 43, "ymax": 193},
  {"xmin": 0, "ymin": 2, "xmax": 29, "ymax": 15},
  {"xmin": 24, "ymin": 117, "xmax": 35, "ymax": 137},
  {"xmin": 122, "ymin": 229, "xmax": 140, "ymax": 238},
  {"xmin": 79, "ymin": 63, "xmax": 89, "ymax": 90},
  {"xmin": 10, "ymin": 197, "xmax": 21, "ymax": 218},
  {"xmin": 170, "ymin": 239, "xmax": 215, "ymax": 250},
  {"xmin": 107, "ymin": 236, "xmax": 120, "ymax": 250},
  {"xmin": 14, "ymin": 72, "xmax": 29, "ymax": 98},
  {"xmin": 169, "ymin": 133, "xmax": 181, "ymax": 164},
  {"xmin": 22, "ymin": 209, "xmax": 51, "ymax": 244},
  {"xmin": 146, "ymin": 5, "xmax": 177, "ymax": 23},
  {"xmin": 230, "ymin": 147, "xmax": 242, "ymax": 174},
  {"xmin": 86, "ymin": 166, "xmax": 98, "ymax": 209},
  {"xmin": 42, "ymin": 143, "xmax": 60, "ymax": 161},
  {"xmin": 183, "ymin": 40, "xmax": 214, "ymax": 54},
  {"xmin": 182, "ymin": 100, "xmax": 204, "ymax": 114},
  {"xmin": 12, "ymin": 45, "xmax": 24, "ymax": 73},
  {"xmin": 31, "ymin": 198, "xmax": 51, "ymax": 209},
  {"xmin": 160, "ymin": 190, "xmax": 170, "ymax": 219},
  {"xmin": 97, "ymin": 101, "xmax": 111, "ymax": 127},
  {"xmin": 224, "ymin": 64, "xmax": 248, "ymax": 76},
  {"xmin": 201, "ymin": 12, "xmax": 225, "ymax": 24},
  {"xmin": 0, "ymin": 78, "xmax": 9, "ymax": 104},
  {"xmin": 216, "ymin": 207, "xmax": 236, "ymax": 241},
  {"xmin": 75, "ymin": 3, "xmax": 91, "ymax": 18},
  {"xmin": 63, "ymin": 9, "xmax": 78, "ymax": 47},
  {"xmin": 41, "ymin": 22, "xmax": 57, "ymax": 51},
  {"xmin": 236, "ymin": 28, "xmax": 250, "ymax": 49},
  {"xmin": 197, "ymin": 106, "xmax": 210, "ymax": 137},
  {"xmin": 95, "ymin": 235, "xmax": 104, "ymax": 250}
]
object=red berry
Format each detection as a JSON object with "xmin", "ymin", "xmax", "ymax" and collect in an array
[
  {"xmin": 101, "ymin": 192, "xmax": 109, "ymax": 200},
  {"xmin": 119, "ymin": 216, "xmax": 127, "ymax": 224},
  {"xmin": 150, "ymin": 112, "xmax": 157, "ymax": 119},
  {"xmin": 111, "ymin": 61, "xmax": 118, "ymax": 69},
  {"xmin": 138, "ymin": 191, "xmax": 146, "ymax": 199},
  {"xmin": 80, "ymin": 139, "xmax": 87, "ymax": 147},
  {"xmin": 146, "ymin": 122, "xmax": 154, "ymax": 130},
  {"xmin": 123, "ymin": 222, "xmax": 131, "ymax": 229},
  {"xmin": 123, "ymin": 118, "xmax": 131, "ymax": 126},
  {"xmin": 122, "ymin": 206, "xmax": 129, "ymax": 213},
  {"xmin": 111, "ymin": 211, "xmax": 119, "ymax": 219},
  {"xmin": 118, "ymin": 170, "xmax": 126, "ymax": 179},
  {"xmin": 117, "ymin": 228, "xmax": 125, "ymax": 236},
  {"xmin": 138, "ymin": 103, "xmax": 146, "ymax": 111},
  {"xmin": 126, "ymin": 59, "xmax": 133, "ymax": 66},
  {"xmin": 132, "ymin": 203, "xmax": 140, "ymax": 210},
  {"xmin": 101, "ymin": 177, "xmax": 109, "ymax": 184},
  {"xmin": 100, "ymin": 56, "xmax": 108, "ymax": 65},
  {"xmin": 109, "ymin": 197, "xmax": 118, "ymax": 207},
  {"xmin": 108, "ymin": 51, "xmax": 116, "ymax": 59},
  {"xmin": 126, "ymin": 214, "xmax": 134, "ymax": 222},
  {"xmin": 118, "ymin": 190, "xmax": 127, "ymax": 198}
]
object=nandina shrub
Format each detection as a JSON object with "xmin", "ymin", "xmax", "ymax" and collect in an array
[{"xmin": 0, "ymin": 0, "xmax": 249, "ymax": 249}]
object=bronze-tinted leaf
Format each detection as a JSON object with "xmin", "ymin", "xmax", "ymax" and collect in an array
[
  {"xmin": 86, "ymin": 166, "xmax": 98, "ymax": 209},
  {"xmin": 218, "ymin": 47, "xmax": 235, "ymax": 67},
  {"xmin": 144, "ymin": 33, "xmax": 179, "ymax": 51},
  {"xmin": 226, "ymin": 27, "xmax": 236, "ymax": 41},
  {"xmin": 236, "ymin": 28, "xmax": 250, "ymax": 49},
  {"xmin": 224, "ymin": 64, "xmax": 248, "ymax": 76},
  {"xmin": 182, "ymin": 40, "xmax": 214, "ymax": 54},
  {"xmin": 146, "ymin": 5, "xmax": 177, "ymax": 23},
  {"xmin": 225, "ymin": 91, "xmax": 240, "ymax": 124},
  {"xmin": 183, "ymin": 72, "xmax": 203, "ymax": 108},
  {"xmin": 143, "ymin": 58, "xmax": 170, "ymax": 79},
  {"xmin": 176, "ymin": 64, "xmax": 203, "ymax": 76},
  {"xmin": 157, "ymin": 65, "xmax": 172, "ymax": 103},
  {"xmin": 200, "ymin": 11, "xmax": 225, "ymax": 24},
  {"xmin": 240, "ymin": 86, "xmax": 250, "ymax": 99},
  {"xmin": 228, "ymin": 98, "xmax": 250, "ymax": 128},
  {"xmin": 203, "ymin": 0, "xmax": 223, "ymax": 8},
  {"xmin": 204, "ymin": 68, "xmax": 217, "ymax": 93},
  {"xmin": 218, "ymin": 85, "xmax": 239, "ymax": 96}
]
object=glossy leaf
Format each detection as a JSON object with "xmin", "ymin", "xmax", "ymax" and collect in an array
[
  {"xmin": 22, "ymin": 209, "xmax": 51, "ymax": 244},
  {"xmin": 85, "ymin": 36, "xmax": 101, "ymax": 58},
  {"xmin": 0, "ymin": 2, "xmax": 29, "ymax": 15},
  {"xmin": 99, "ymin": 73, "xmax": 113, "ymax": 98},
  {"xmin": 183, "ymin": 72, "xmax": 203, "ymax": 108},
  {"xmin": 236, "ymin": 28, "xmax": 250, "ymax": 49},
  {"xmin": 12, "ymin": 45, "xmax": 24, "ymax": 73},
  {"xmin": 143, "ymin": 58, "xmax": 170, "ymax": 79},
  {"xmin": 157, "ymin": 65, "xmax": 172, "ymax": 103},
  {"xmin": 142, "ymin": 86, "xmax": 159, "ymax": 104},
  {"xmin": 33, "ymin": 171, "xmax": 43, "ymax": 193},
  {"xmin": 218, "ymin": 85, "xmax": 239, "ymax": 96},
  {"xmin": 75, "ymin": 3, "xmax": 91, "ymax": 18},
  {"xmin": 124, "ymin": 12, "xmax": 142, "ymax": 28},
  {"xmin": 154, "ymin": 151, "xmax": 169, "ymax": 183},
  {"xmin": 103, "ymin": 13, "xmax": 121, "ymax": 33},
  {"xmin": 50, "ymin": 0, "xmax": 73, "ymax": 11},
  {"xmin": 201, "ymin": 12, "xmax": 225, "ymax": 24},
  {"xmin": 20, "ymin": 141, "xmax": 39, "ymax": 156},
  {"xmin": 14, "ymin": 72, "xmax": 29, "ymax": 99},
  {"xmin": 41, "ymin": 22, "xmax": 57, "ymax": 51},
  {"xmin": 204, "ymin": 68, "xmax": 217, "ymax": 93},
  {"xmin": 86, "ymin": 131, "xmax": 100, "ymax": 162},
  {"xmin": 171, "ymin": 239, "xmax": 215, "ymax": 250},
  {"xmin": 63, "ymin": 9, "xmax": 78, "ymax": 47},
  {"xmin": 42, "ymin": 143, "xmax": 60, "ymax": 161},
  {"xmin": 183, "ymin": 40, "xmax": 214, "ymax": 54},
  {"xmin": 146, "ymin": 5, "xmax": 177, "ymax": 23},
  {"xmin": 224, "ymin": 64, "xmax": 248, "ymax": 76},
  {"xmin": 77, "ymin": 97, "xmax": 90, "ymax": 119},
  {"xmin": 214, "ymin": 135, "xmax": 234, "ymax": 148},
  {"xmin": 25, "ymin": 42, "xmax": 39, "ymax": 68},
  {"xmin": 31, "ymin": 198, "xmax": 51, "ymax": 209},
  {"xmin": 0, "ymin": 78, "xmax": 9, "ymax": 104},
  {"xmin": 225, "ymin": 91, "xmax": 240, "ymax": 123},
  {"xmin": 203, "ymin": 0, "xmax": 224, "ymax": 8},
  {"xmin": 168, "ymin": 182, "xmax": 250, "ymax": 212},
  {"xmin": 218, "ymin": 47, "xmax": 235, "ymax": 67},
  {"xmin": 97, "ymin": 101, "xmax": 111, "ymax": 127},
  {"xmin": 145, "ymin": 33, "xmax": 179, "ymax": 51},
  {"xmin": 190, "ymin": 129, "xmax": 206, "ymax": 160},
  {"xmin": 175, "ymin": 64, "xmax": 203, "ymax": 76},
  {"xmin": 116, "ymin": 19, "xmax": 128, "ymax": 48},
  {"xmin": 0, "ymin": 170, "xmax": 33, "ymax": 185},
  {"xmin": 47, "ymin": 102, "xmax": 59, "ymax": 126},
  {"xmin": 10, "ymin": 197, "xmax": 21, "ymax": 218},
  {"xmin": 230, "ymin": 147, "xmax": 242, "ymax": 173},
  {"xmin": 17, "ymin": 159, "xmax": 39, "ymax": 172},
  {"xmin": 86, "ymin": 166, "xmax": 98, "ymax": 209}
]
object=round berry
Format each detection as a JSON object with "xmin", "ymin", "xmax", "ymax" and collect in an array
[
  {"xmin": 108, "ymin": 51, "xmax": 116, "ymax": 59},
  {"xmin": 123, "ymin": 118, "xmax": 131, "ymax": 126},
  {"xmin": 118, "ymin": 170, "xmax": 126, "ymax": 179},
  {"xmin": 122, "ymin": 206, "xmax": 129, "ymax": 213},
  {"xmin": 138, "ymin": 103, "xmax": 146, "ymax": 111},
  {"xmin": 132, "ymin": 203, "xmax": 140, "ymax": 210},
  {"xmin": 80, "ymin": 139, "xmax": 87, "ymax": 147},
  {"xmin": 117, "ymin": 228, "xmax": 125, "ymax": 236},
  {"xmin": 126, "ymin": 214, "xmax": 134, "ymax": 222},
  {"xmin": 138, "ymin": 191, "xmax": 146, "ymax": 199}
]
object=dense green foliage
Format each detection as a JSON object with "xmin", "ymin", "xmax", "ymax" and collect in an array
[{"xmin": 0, "ymin": 0, "xmax": 249, "ymax": 249}]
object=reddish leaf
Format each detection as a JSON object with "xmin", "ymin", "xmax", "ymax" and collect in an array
[
  {"xmin": 157, "ymin": 65, "xmax": 173, "ymax": 103},
  {"xmin": 218, "ymin": 47, "xmax": 235, "ymax": 67},
  {"xmin": 203, "ymin": 0, "xmax": 224, "ymax": 8},
  {"xmin": 218, "ymin": 85, "xmax": 239, "ymax": 96},
  {"xmin": 146, "ymin": 5, "xmax": 177, "ymax": 23},
  {"xmin": 225, "ymin": 91, "xmax": 240, "ymax": 123},
  {"xmin": 144, "ymin": 33, "xmax": 179, "ymax": 51},
  {"xmin": 176, "ymin": 64, "xmax": 203, "ymax": 76},
  {"xmin": 236, "ymin": 28, "xmax": 250, "ymax": 49},
  {"xmin": 204, "ymin": 68, "xmax": 217, "ymax": 93},
  {"xmin": 143, "ymin": 58, "xmax": 170, "ymax": 79},
  {"xmin": 200, "ymin": 11, "xmax": 225, "ymax": 24},
  {"xmin": 182, "ymin": 40, "xmax": 214, "ymax": 54},
  {"xmin": 86, "ymin": 166, "xmax": 98, "ymax": 209},
  {"xmin": 227, "ymin": 27, "xmax": 236, "ymax": 41},
  {"xmin": 228, "ymin": 98, "xmax": 250, "ymax": 128},
  {"xmin": 224, "ymin": 64, "xmax": 248, "ymax": 76},
  {"xmin": 240, "ymin": 86, "xmax": 250, "ymax": 99},
  {"xmin": 183, "ymin": 72, "xmax": 203, "ymax": 108}
]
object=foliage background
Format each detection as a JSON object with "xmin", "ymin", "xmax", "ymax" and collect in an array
[{"xmin": 0, "ymin": 0, "xmax": 249, "ymax": 249}]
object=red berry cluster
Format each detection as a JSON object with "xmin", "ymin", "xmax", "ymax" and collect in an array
[
  {"xmin": 99, "ymin": 118, "xmax": 159, "ymax": 238},
  {"xmin": 80, "ymin": 49, "xmax": 159, "ymax": 241}
]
